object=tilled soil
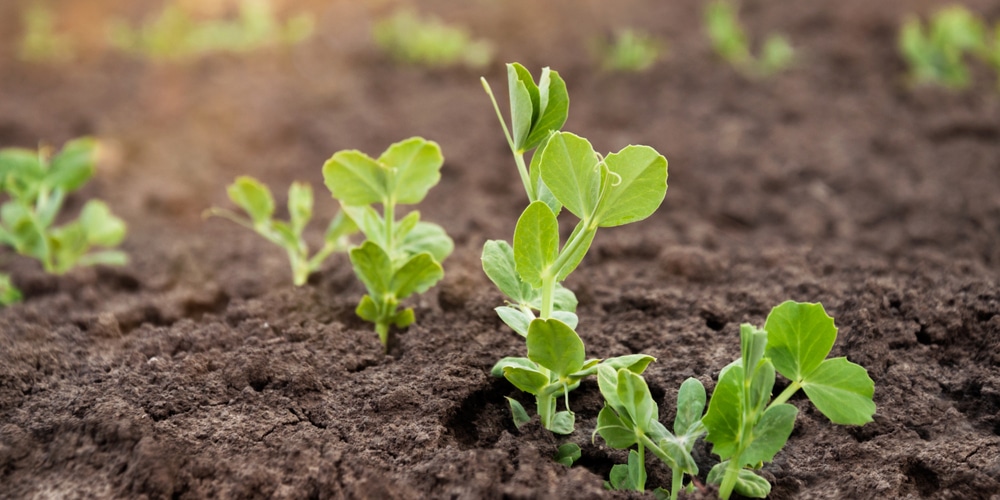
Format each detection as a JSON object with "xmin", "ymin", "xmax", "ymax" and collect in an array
[{"xmin": 1, "ymin": 0, "xmax": 999, "ymax": 498}]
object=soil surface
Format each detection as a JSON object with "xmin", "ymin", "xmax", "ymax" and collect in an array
[{"xmin": 2, "ymin": 0, "xmax": 1000, "ymax": 498}]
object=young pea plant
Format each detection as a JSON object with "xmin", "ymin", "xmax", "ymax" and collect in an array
[
  {"xmin": 705, "ymin": 0, "xmax": 794, "ymax": 77},
  {"xmin": 594, "ymin": 29, "xmax": 664, "ymax": 73},
  {"xmin": 702, "ymin": 301, "xmax": 876, "ymax": 499},
  {"xmin": 899, "ymin": 6, "xmax": 986, "ymax": 89},
  {"xmin": 595, "ymin": 369, "xmax": 706, "ymax": 500},
  {"xmin": 373, "ymin": 9, "xmax": 494, "ymax": 69},
  {"xmin": 323, "ymin": 137, "xmax": 454, "ymax": 347},
  {"xmin": 0, "ymin": 138, "xmax": 127, "ymax": 304},
  {"xmin": 205, "ymin": 176, "xmax": 356, "ymax": 287}
]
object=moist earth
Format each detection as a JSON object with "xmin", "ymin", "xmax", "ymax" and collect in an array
[{"xmin": 1, "ymin": 0, "xmax": 999, "ymax": 498}]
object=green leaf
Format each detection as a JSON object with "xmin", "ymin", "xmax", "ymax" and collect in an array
[
  {"xmin": 550, "ymin": 410, "xmax": 575, "ymax": 435},
  {"xmin": 528, "ymin": 136, "xmax": 562, "ymax": 216},
  {"xmin": 491, "ymin": 356, "xmax": 536, "ymax": 377},
  {"xmin": 616, "ymin": 369, "xmax": 658, "ymax": 429},
  {"xmin": 740, "ymin": 324, "xmax": 768, "ymax": 382},
  {"xmin": 602, "ymin": 354, "xmax": 656, "ymax": 375},
  {"xmin": 482, "ymin": 240, "xmax": 533, "ymax": 304},
  {"xmin": 555, "ymin": 442, "xmax": 581, "ymax": 467},
  {"xmin": 287, "ymin": 182, "xmax": 313, "ymax": 235},
  {"xmin": 323, "ymin": 150, "xmax": 386, "ymax": 206},
  {"xmin": 324, "ymin": 209, "xmax": 358, "ymax": 244},
  {"xmin": 78, "ymin": 250, "xmax": 128, "ymax": 267},
  {"xmin": 377, "ymin": 137, "xmax": 443, "ymax": 205},
  {"xmin": 227, "ymin": 176, "xmax": 274, "ymax": 226},
  {"xmin": 526, "ymin": 318, "xmax": 585, "ymax": 376},
  {"xmin": 356, "ymin": 295, "xmax": 380, "ymax": 323},
  {"xmin": 503, "ymin": 366, "xmax": 549, "ymax": 395},
  {"xmin": 399, "ymin": 221, "xmax": 452, "ymax": 263},
  {"xmin": 550, "ymin": 311, "xmax": 579, "ymax": 330},
  {"xmin": 741, "ymin": 403, "xmax": 797, "ymax": 467},
  {"xmin": 596, "ymin": 404, "xmax": 636, "ymax": 448},
  {"xmin": 513, "ymin": 201, "xmax": 559, "ymax": 287},
  {"xmin": 551, "ymin": 284, "xmax": 578, "ymax": 312},
  {"xmin": 496, "ymin": 305, "xmax": 532, "ymax": 337},
  {"xmin": 748, "ymin": 358, "xmax": 776, "ymax": 415},
  {"xmin": 539, "ymin": 132, "xmax": 600, "ymax": 221},
  {"xmin": 393, "ymin": 210, "xmax": 421, "ymax": 242},
  {"xmin": 592, "ymin": 145, "xmax": 668, "ymax": 228},
  {"xmin": 597, "ymin": 364, "xmax": 625, "ymax": 413},
  {"xmin": 702, "ymin": 363, "xmax": 742, "ymax": 460},
  {"xmin": 554, "ymin": 222, "xmax": 596, "ymax": 281},
  {"xmin": 507, "ymin": 63, "xmax": 536, "ymax": 152},
  {"xmin": 47, "ymin": 138, "xmax": 95, "ymax": 192},
  {"xmin": 675, "ymin": 377, "xmax": 707, "ymax": 437},
  {"xmin": 707, "ymin": 462, "xmax": 771, "ymax": 498},
  {"xmin": 392, "ymin": 307, "xmax": 415, "ymax": 328},
  {"xmin": 524, "ymin": 68, "xmax": 569, "ymax": 151},
  {"xmin": 0, "ymin": 273, "xmax": 22, "ymax": 306},
  {"xmin": 626, "ymin": 449, "xmax": 646, "ymax": 492},
  {"xmin": 391, "ymin": 252, "xmax": 444, "ymax": 299},
  {"xmin": 340, "ymin": 205, "xmax": 385, "ymax": 248},
  {"xmin": 764, "ymin": 301, "xmax": 837, "ymax": 383},
  {"xmin": 655, "ymin": 433, "xmax": 699, "ymax": 475},
  {"xmin": 79, "ymin": 200, "xmax": 126, "ymax": 247},
  {"xmin": 349, "ymin": 241, "xmax": 392, "ymax": 296},
  {"xmin": 507, "ymin": 397, "xmax": 531, "ymax": 429},
  {"xmin": 801, "ymin": 357, "xmax": 876, "ymax": 425}
]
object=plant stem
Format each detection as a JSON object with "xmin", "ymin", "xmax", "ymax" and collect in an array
[
  {"xmin": 549, "ymin": 221, "xmax": 596, "ymax": 281},
  {"xmin": 718, "ymin": 456, "xmax": 742, "ymax": 500},
  {"xmin": 671, "ymin": 467, "xmax": 683, "ymax": 500},
  {"xmin": 539, "ymin": 273, "xmax": 555, "ymax": 319},
  {"xmin": 770, "ymin": 380, "xmax": 802, "ymax": 407},
  {"xmin": 375, "ymin": 320, "xmax": 390, "ymax": 346},
  {"xmin": 636, "ymin": 438, "xmax": 647, "ymax": 492},
  {"xmin": 536, "ymin": 392, "xmax": 556, "ymax": 429},
  {"xmin": 481, "ymin": 77, "xmax": 535, "ymax": 201},
  {"xmin": 383, "ymin": 199, "xmax": 395, "ymax": 257}
]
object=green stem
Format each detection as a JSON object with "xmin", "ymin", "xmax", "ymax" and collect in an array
[
  {"xmin": 539, "ymin": 273, "xmax": 555, "ymax": 319},
  {"xmin": 383, "ymin": 199, "xmax": 395, "ymax": 257},
  {"xmin": 718, "ymin": 456, "xmax": 742, "ymax": 500},
  {"xmin": 671, "ymin": 466, "xmax": 683, "ymax": 500},
  {"xmin": 375, "ymin": 320, "xmax": 390, "ymax": 347},
  {"xmin": 548, "ymin": 221, "xmax": 596, "ymax": 281},
  {"xmin": 481, "ymin": 77, "xmax": 535, "ymax": 201},
  {"xmin": 636, "ymin": 438, "xmax": 647, "ymax": 492},
  {"xmin": 536, "ymin": 391, "xmax": 556, "ymax": 429},
  {"xmin": 770, "ymin": 380, "xmax": 802, "ymax": 407}
]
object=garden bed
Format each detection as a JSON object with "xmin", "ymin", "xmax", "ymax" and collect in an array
[{"xmin": 1, "ymin": 0, "xmax": 999, "ymax": 498}]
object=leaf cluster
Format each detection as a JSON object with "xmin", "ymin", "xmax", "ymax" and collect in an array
[
  {"xmin": 705, "ymin": 0, "xmax": 794, "ymax": 77},
  {"xmin": 108, "ymin": 0, "xmax": 314, "ymax": 61},
  {"xmin": 899, "ymin": 6, "xmax": 1000, "ymax": 90},
  {"xmin": 205, "ymin": 176, "xmax": 357, "ymax": 287},
  {"xmin": 701, "ymin": 301, "xmax": 875, "ymax": 499},
  {"xmin": 594, "ymin": 29, "xmax": 664, "ymax": 73},
  {"xmin": 323, "ymin": 137, "xmax": 453, "ymax": 346},
  {"xmin": 0, "ymin": 138, "xmax": 127, "ymax": 305},
  {"xmin": 373, "ymin": 9, "xmax": 494, "ymax": 69}
]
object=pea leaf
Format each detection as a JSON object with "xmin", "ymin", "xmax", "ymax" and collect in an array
[
  {"xmin": 707, "ymin": 462, "xmax": 771, "ymax": 498},
  {"xmin": 507, "ymin": 397, "xmax": 531, "ymax": 429},
  {"xmin": 526, "ymin": 318, "xmax": 585, "ymax": 376},
  {"xmin": 349, "ymin": 240, "xmax": 392, "ymax": 296},
  {"xmin": 228, "ymin": 176, "xmax": 275, "ymax": 226},
  {"xmin": 592, "ymin": 145, "xmax": 668, "ymax": 228},
  {"xmin": 323, "ymin": 209, "xmax": 357, "ymax": 243},
  {"xmin": 675, "ymin": 377, "xmax": 707, "ymax": 437},
  {"xmin": 601, "ymin": 354, "xmax": 656, "ymax": 375},
  {"xmin": 513, "ymin": 201, "xmax": 559, "ymax": 287},
  {"xmin": 496, "ymin": 305, "xmax": 532, "ymax": 337},
  {"xmin": 550, "ymin": 411, "xmax": 575, "ymax": 435},
  {"xmin": 47, "ymin": 137, "xmax": 96, "ymax": 192},
  {"xmin": 507, "ymin": 63, "xmax": 536, "ymax": 152},
  {"xmin": 482, "ymin": 239, "xmax": 533, "ymax": 304},
  {"xmin": 528, "ymin": 135, "xmax": 562, "ymax": 215},
  {"xmin": 323, "ymin": 150, "xmax": 386, "ymax": 206},
  {"xmin": 79, "ymin": 200, "xmax": 127, "ymax": 247},
  {"xmin": 616, "ymin": 368, "xmax": 658, "ymax": 429},
  {"xmin": 391, "ymin": 252, "xmax": 444, "ymax": 298},
  {"xmin": 554, "ymin": 222, "xmax": 596, "ymax": 281},
  {"xmin": 340, "ymin": 205, "xmax": 385, "ymax": 248},
  {"xmin": 764, "ymin": 301, "xmax": 837, "ymax": 383},
  {"xmin": 596, "ymin": 405, "xmax": 637, "ymax": 448},
  {"xmin": 800, "ymin": 357, "xmax": 876, "ymax": 425},
  {"xmin": 524, "ymin": 68, "xmax": 569, "ymax": 152},
  {"xmin": 740, "ymin": 403, "xmax": 797, "ymax": 467},
  {"xmin": 555, "ymin": 443, "xmax": 581, "ymax": 467},
  {"xmin": 288, "ymin": 181, "xmax": 313, "ymax": 235},
  {"xmin": 539, "ymin": 132, "xmax": 601, "ymax": 221},
  {"xmin": 504, "ymin": 366, "xmax": 549, "ymax": 394},
  {"xmin": 702, "ymin": 362, "xmax": 742, "ymax": 460},
  {"xmin": 377, "ymin": 137, "xmax": 443, "ymax": 205},
  {"xmin": 492, "ymin": 357, "xmax": 536, "ymax": 377},
  {"xmin": 399, "ymin": 221, "xmax": 452, "ymax": 263}
]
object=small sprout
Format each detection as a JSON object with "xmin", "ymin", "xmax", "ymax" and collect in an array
[
  {"xmin": 373, "ymin": 9, "xmax": 494, "ymax": 69},
  {"xmin": 595, "ymin": 370, "xmax": 705, "ymax": 500},
  {"xmin": 18, "ymin": 4, "xmax": 75, "ymax": 63},
  {"xmin": 108, "ymin": 0, "xmax": 314, "ymax": 61},
  {"xmin": 205, "ymin": 176, "xmax": 356, "ymax": 287},
  {"xmin": 323, "ymin": 137, "xmax": 453, "ymax": 347},
  {"xmin": 555, "ymin": 442, "xmax": 581, "ymax": 467},
  {"xmin": 702, "ymin": 301, "xmax": 875, "ymax": 499},
  {"xmin": 0, "ymin": 138, "xmax": 128, "ymax": 304},
  {"xmin": 594, "ymin": 29, "xmax": 664, "ymax": 73},
  {"xmin": 899, "ymin": 6, "xmax": 987, "ymax": 89},
  {"xmin": 705, "ymin": 0, "xmax": 794, "ymax": 77},
  {"xmin": 0, "ymin": 273, "xmax": 23, "ymax": 306}
]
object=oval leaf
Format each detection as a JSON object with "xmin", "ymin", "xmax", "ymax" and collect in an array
[
  {"xmin": 526, "ymin": 318, "xmax": 585, "ymax": 376},
  {"xmin": 801, "ymin": 357, "xmax": 876, "ymax": 425},
  {"xmin": 391, "ymin": 252, "xmax": 444, "ymax": 299},
  {"xmin": 741, "ymin": 403, "xmax": 798, "ymax": 467},
  {"xmin": 764, "ymin": 301, "xmax": 837, "ymax": 383},
  {"xmin": 378, "ymin": 137, "xmax": 443, "ymax": 205},
  {"xmin": 228, "ymin": 176, "xmax": 274, "ymax": 226},
  {"xmin": 513, "ymin": 201, "xmax": 559, "ymax": 287},
  {"xmin": 482, "ymin": 239, "xmax": 533, "ymax": 304},
  {"xmin": 539, "ymin": 132, "xmax": 600, "ymax": 221},
  {"xmin": 593, "ymin": 145, "xmax": 667, "ymax": 228},
  {"xmin": 323, "ymin": 150, "xmax": 386, "ymax": 206}
]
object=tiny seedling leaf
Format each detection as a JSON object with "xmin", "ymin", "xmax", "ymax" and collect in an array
[
  {"xmin": 702, "ymin": 363, "xmax": 742, "ymax": 460},
  {"xmin": 228, "ymin": 176, "xmax": 275, "ymax": 226},
  {"xmin": 506, "ymin": 397, "xmax": 531, "ymax": 429},
  {"xmin": 674, "ymin": 377, "xmax": 707, "ymax": 437},
  {"xmin": 377, "ymin": 137, "xmax": 443, "ymax": 205},
  {"xmin": 390, "ymin": 252, "xmax": 444, "ymax": 298},
  {"xmin": 555, "ymin": 442, "xmax": 581, "ymax": 467},
  {"xmin": 495, "ymin": 305, "xmax": 532, "ymax": 337},
  {"xmin": 526, "ymin": 318, "xmax": 585, "ymax": 376},
  {"xmin": 349, "ymin": 241, "xmax": 392, "ymax": 296},
  {"xmin": 550, "ymin": 411, "xmax": 576, "ymax": 435},
  {"xmin": 764, "ymin": 301, "xmax": 837, "ymax": 383},
  {"xmin": 287, "ymin": 181, "xmax": 313, "ymax": 235},
  {"xmin": 707, "ymin": 462, "xmax": 771, "ymax": 498},
  {"xmin": 513, "ymin": 201, "xmax": 559, "ymax": 287}
]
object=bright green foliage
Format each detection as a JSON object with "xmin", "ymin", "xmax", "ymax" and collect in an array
[
  {"xmin": 702, "ymin": 302, "xmax": 875, "ymax": 499},
  {"xmin": 595, "ymin": 29, "xmax": 663, "ymax": 72},
  {"xmin": 18, "ymin": 4, "xmax": 75, "ymax": 63},
  {"xmin": 899, "ymin": 6, "xmax": 987, "ymax": 88},
  {"xmin": 323, "ymin": 137, "xmax": 453, "ymax": 346},
  {"xmin": 705, "ymin": 0, "xmax": 794, "ymax": 77},
  {"xmin": 555, "ymin": 442, "xmax": 581, "ymax": 467},
  {"xmin": 0, "ymin": 139, "xmax": 127, "ymax": 304},
  {"xmin": 0, "ymin": 273, "xmax": 22, "ymax": 305},
  {"xmin": 595, "ymin": 369, "xmax": 706, "ymax": 500},
  {"xmin": 373, "ymin": 9, "xmax": 494, "ymax": 69},
  {"xmin": 108, "ymin": 0, "xmax": 314, "ymax": 61},
  {"xmin": 205, "ymin": 176, "xmax": 356, "ymax": 287},
  {"xmin": 482, "ymin": 63, "xmax": 668, "ymax": 435}
]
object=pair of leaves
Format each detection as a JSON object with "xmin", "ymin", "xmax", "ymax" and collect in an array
[
  {"xmin": 323, "ymin": 137, "xmax": 443, "ymax": 207},
  {"xmin": 0, "ymin": 138, "xmax": 95, "ymax": 204},
  {"xmin": 341, "ymin": 205, "xmax": 452, "ymax": 264},
  {"xmin": 350, "ymin": 240, "xmax": 443, "ymax": 310},
  {"xmin": 211, "ymin": 176, "xmax": 357, "ymax": 286},
  {"xmin": 482, "ymin": 239, "xmax": 577, "ymax": 336},
  {"xmin": 507, "ymin": 63, "xmax": 569, "ymax": 153},
  {"xmin": 539, "ymin": 132, "xmax": 668, "ymax": 229}
]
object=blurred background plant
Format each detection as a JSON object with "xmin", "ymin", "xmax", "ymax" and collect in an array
[
  {"xmin": 899, "ymin": 6, "xmax": 986, "ymax": 89},
  {"xmin": 18, "ymin": 3, "xmax": 76, "ymax": 63},
  {"xmin": 593, "ymin": 29, "xmax": 663, "ymax": 72},
  {"xmin": 107, "ymin": 0, "xmax": 314, "ymax": 61},
  {"xmin": 372, "ymin": 8, "xmax": 494, "ymax": 69},
  {"xmin": 704, "ymin": 0, "xmax": 793, "ymax": 77}
]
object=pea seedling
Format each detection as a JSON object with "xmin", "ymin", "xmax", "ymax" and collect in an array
[
  {"xmin": 205, "ymin": 176, "xmax": 356, "ymax": 286},
  {"xmin": 373, "ymin": 9, "xmax": 494, "ymax": 69},
  {"xmin": 595, "ymin": 29, "xmax": 663, "ymax": 73},
  {"xmin": 595, "ymin": 370, "xmax": 706, "ymax": 500},
  {"xmin": 899, "ymin": 6, "xmax": 986, "ymax": 89},
  {"xmin": 0, "ymin": 138, "xmax": 127, "ymax": 304},
  {"xmin": 705, "ymin": 0, "xmax": 794, "ymax": 77},
  {"xmin": 482, "ymin": 63, "xmax": 671, "ymax": 434},
  {"xmin": 323, "ymin": 137, "xmax": 453, "ymax": 347},
  {"xmin": 702, "ymin": 301, "xmax": 876, "ymax": 499}
]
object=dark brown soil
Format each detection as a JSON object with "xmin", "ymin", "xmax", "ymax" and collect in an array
[{"xmin": 2, "ymin": 0, "xmax": 1000, "ymax": 498}]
